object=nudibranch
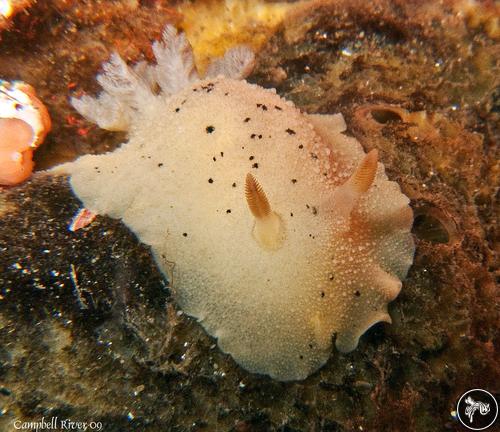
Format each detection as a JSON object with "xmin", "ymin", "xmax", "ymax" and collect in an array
[
  {"xmin": 57, "ymin": 26, "xmax": 415, "ymax": 381},
  {"xmin": 0, "ymin": 80, "xmax": 51, "ymax": 186}
]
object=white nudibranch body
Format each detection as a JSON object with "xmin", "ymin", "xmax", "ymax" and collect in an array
[{"xmin": 58, "ymin": 26, "xmax": 415, "ymax": 381}]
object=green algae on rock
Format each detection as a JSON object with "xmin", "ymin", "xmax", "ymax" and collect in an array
[{"xmin": 56, "ymin": 26, "xmax": 414, "ymax": 381}]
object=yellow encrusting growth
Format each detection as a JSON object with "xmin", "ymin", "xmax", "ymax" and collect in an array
[{"xmin": 179, "ymin": 0, "xmax": 295, "ymax": 73}]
